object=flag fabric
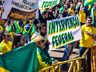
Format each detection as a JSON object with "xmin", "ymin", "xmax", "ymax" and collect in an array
[
  {"xmin": 0, "ymin": 42, "xmax": 38, "ymax": 72},
  {"xmin": 84, "ymin": 0, "xmax": 96, "ymax": 6}
]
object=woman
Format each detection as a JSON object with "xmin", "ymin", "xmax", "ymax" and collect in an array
[{"xmin": 0, "ymin": 31, "xmax": 13, "ymax": 54}]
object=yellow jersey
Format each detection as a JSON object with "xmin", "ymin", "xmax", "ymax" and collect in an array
[
  {"xmin": 79, "ymin": 10, "xmax": 86, "ymax": 23},
  {"xmin": 0, "ymin": 25, "xmax": 4, "ymax": 31},
  {"xmin": 80, "ymin": 25, "xmax": 96, "ymax": 47},
  {"xmin": 37, "ymin": 50, "xmax": 49, "ymax": 70},
  {"xmin": 68, "ymin": 8, "xmax": 75, "ymax": 15},
  {"xmin": 0, "ymin": 40, "xmax": 12, "ymax": 54}
]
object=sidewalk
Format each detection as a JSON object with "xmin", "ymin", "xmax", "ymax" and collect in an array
[{"xmin": 49, "ymin": 48, "xmax": 79, "ymax": 60}]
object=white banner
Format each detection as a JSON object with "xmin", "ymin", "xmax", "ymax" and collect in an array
[
  {"xmin": 38, "ymin": 0, "xmax": 59, "ymax": 11},
  {"xmin": 12, "ymin": 0, "xmax": 38, "ymax": 12},
  {"xmin": 2, "ymin": 0, "xmax": 12, "ymax": 19},
  {"xmin": 1, "ymin": 0, "xmax": 38, "ymax": 19},
  {"xmin": 47, "ymin": 15, "xmax": 82, "ymax": 50}
]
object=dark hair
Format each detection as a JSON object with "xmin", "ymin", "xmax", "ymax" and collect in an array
[
  {"xmin": 0, "ymin": 30, "xmax": 5, "ymax": 42},
  {"xmin": 39, "ymin": 23, "xmax": 46, "ymax": 30},
  {"xmin": 35, "ymin": 23, "xmax": 40, "ymax": 31},
  {"xmin": 33, "ymin": 19, "xmax": 39, "ymax": 25},
  {"xmin": 19, "ymin": 20, "xmax": 23, "ymax": 25},
  {"xmin": 87, "ymin": 16, "xmax": 92, "ymax": 20}
]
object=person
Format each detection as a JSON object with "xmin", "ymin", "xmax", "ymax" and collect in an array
[
  {"xmin": 31, "ymin": 23, "xmax": 40, "ymax": 41},
  {"xmin": 61, "ymin": 42, "xmax": 76, "ymax": 70},
  {"xmin": 14, "ymin": 20, "xmax": 24, "ymax": 34},
  {"xmin": 68, "ymin": 3, "xmax": 75, "ymax": 15},
  {"xmin": 0, "ymin": 30, "xmax": 4, "ymax": 43},
  {"xmin": 90, "ymin": 2, "xmax": 96, "ymax": 27},
  {"xmin": 0, "ymin": 7, "xmax": 4, "ymax": 17},
  {"xmin": 79, "ymin": 6, "xmax": 86, "ymax": 25},
  {"xmin": 79, "ymin": 17, "xmax": 96, "ymax": 56},
  {"xmin": 13, "ymin": 20, "xmax": 24, "ymax": 47},
  {"xmin": 5, "ymin": 19, "xmax": 14, "ymax": 32},
  {"xmin": 0, "ymin": 31, "xmax": 13, "ymax": 54},
  {"xmin": 23, "ymin": 20, "xmax": 35, "ymax": 43},
  {"xmin": 16, "ymin": 35, "xmax": 26, "ymax": 48},
  {"xmin": 0, "ymin": 24, "xmax": 4, "ymax": 31},
  {"xmin": 34, "ymin": 35, "xmax": 56, "ymax": 70},
  {"xmin": 39, "ymin": 24, "xmax": 50, "ymax": 51},
  {"xmin": 32, "ymin": 24, "xmax": 50, "ymax": 51},
  {"xmin": 79, "ymin": 17, "xmax": 96, "ymax": 72}
]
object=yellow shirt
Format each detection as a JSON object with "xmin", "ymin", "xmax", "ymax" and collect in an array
[
  {"xmin": 0, "ymin": 25, "xmax": 4, "ymax": 31},
  {"xmin": 79, "ymin": 10, "xmax": 86, "ymax": 23},
  {"xmin": 68, "ymin": 8, "xmax": 75, "ymax": 15},
  {"xmin": 80, "ymin": 25, "xmax": 96, "ymax": 47},
  {"xmin": 0, "ymin": 67, "xmax": 9, "ymax": 72},
  {"xmin": 37, "ymin": 50, "xmax": 49, "ymax": 70},
  {"xmin": 0, "ymin": 40, "xmax": 12, "ymax": 54}
]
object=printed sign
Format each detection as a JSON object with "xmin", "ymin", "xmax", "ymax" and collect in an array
[
  {"xmin": 47, "ymin": 15, "xmax": 82, "ymax": 50},
  {"xmin": 39, "ymin": 0, "xmax": 60, "ymax": 11},
  {"xmin": 1, "ymin": 0, "xmax": 38, "ymax": 20}
]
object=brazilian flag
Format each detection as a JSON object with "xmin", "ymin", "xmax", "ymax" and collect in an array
[
  {"xmin": 84, "ymin": 0, "xmax": 96, "ymax": 6},
  {"xmin": 0, "ymin": 42, "xmax": 38, "ymax": 72}
]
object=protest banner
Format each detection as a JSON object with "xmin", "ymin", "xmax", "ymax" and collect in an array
[
  {"xmin": 38, "ymin": 0, "xmax": 60, "ymax": 11},
  {"xmin": 47, "ymin": 15, "xmax": 82, "ymax": 50},
  {"xmin": 1, "ymin": 0, "xmax": 38, "ymax": 20}
]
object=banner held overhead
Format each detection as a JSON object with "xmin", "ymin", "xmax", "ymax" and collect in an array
[
  {"xmin": 47, "ymin": 15, "xmax": 82, "ymax": 50},
  {"xmin": 1, "ymin": 0, "xmax": 38, "ymax": 20}
]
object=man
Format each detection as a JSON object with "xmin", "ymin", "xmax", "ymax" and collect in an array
[
  {"xmin": 13, "ymin": 20, "xmax": 24, "ymax": 47},
  {"xmin": 39, "ymin": 24, "xmax": 50, "ymax": 51},
  {"xmin": 68, "ymin": 3, "xmax": 75, "ymax": 16},
  {"xmin": 79, "ymin": 6, "xmax": 86, "ymax": 25},
  {"xmin": 14, "ymin": 20, "xmax": 24, "ymax": 34},
  {"xmin": 23, "ymin": 20, "xmax": 35, "ymax": 43},
  {"xmin": 79, "ymin": 17, "xmax": 96, "ymax": 72},
  {"xmin": 5, "ymin": 19, "xmax": 14, "ymax": 32},
  {"xmin": 34, "ymin": 35, "xmax": 56, "ymax": 70},
  {"xmin": 80, "ymin": 17, "xmax": 96, "ymax": 55}
]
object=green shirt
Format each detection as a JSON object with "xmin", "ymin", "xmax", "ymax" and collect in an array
[
  {"xmin": 37, "ymin": 47, "xmax": 55, "ymax": 65},
  {"xmin": 6, "ymin": 24, "xmax": 14, "ymax": 32},
  {"xmin": 14, "ymin": 21, "xmax": 24, "ymax": 34}
]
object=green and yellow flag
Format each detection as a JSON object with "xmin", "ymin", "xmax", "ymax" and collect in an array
[
  {"xmin": 84, "ymin": 0, "xmax": 96, "ymax": 6},
  {"xmin": 0, "ymin": 42, "xmax": 38, "ymax": 72}
]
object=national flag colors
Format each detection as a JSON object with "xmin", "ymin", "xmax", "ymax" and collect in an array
[
  {"xmin": 0, "ymin": 42, "xmax": 38, "ymax": 72},
  {"xmin": 84, "ymin": 0, "xmax": 96, "ymax": 6}
]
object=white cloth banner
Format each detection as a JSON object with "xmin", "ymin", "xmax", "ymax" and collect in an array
[
  {"xmin": 1, "ymin": 0, "xmax": 38, "ymax": 19},
  {"xmin": 2, "ymin": 0, "xmax": 12, "ymax": 19},
  {"xmin": 38, "ymin": 0, "xmax": 59, "ymax": 10},
  {"xmin": 12, "ymin": 0, "xmax": 38, "ymax": 12},
  {"xmin": 47, "ymin": 15, "xmax": 82, "ymax": 50}
]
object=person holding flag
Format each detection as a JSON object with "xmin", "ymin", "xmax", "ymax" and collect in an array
[
  {"xmin": 14, "ymin": 20, "xmax": 24, "ymax": 34},
  {"xmin": 90, "ymin": 2, "xmax": 96, "ymax": 27},
  {"xmin": 23, "ymin": 19, "xmax": 35, "ymax": 43},
  {"xmin": 34, "ymin": 35, "xmax": 56, "ymax": 70}
]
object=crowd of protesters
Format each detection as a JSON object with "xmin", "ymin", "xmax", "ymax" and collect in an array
[{"xmin": 0, "ymin": 0, "xmax": 96, "ymax": 71}]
